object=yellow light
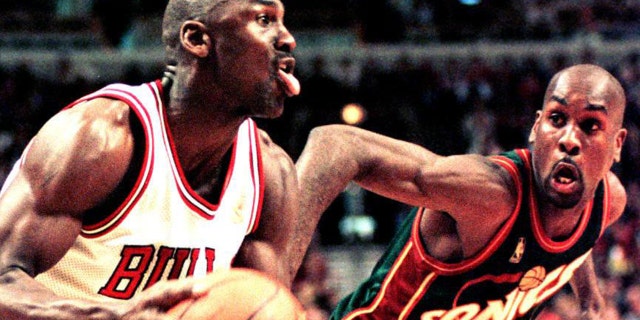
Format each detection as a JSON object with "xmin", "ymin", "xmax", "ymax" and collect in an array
[{"xmin": 341, "ymin": 103, "xmax": 366, "ymax": 125}]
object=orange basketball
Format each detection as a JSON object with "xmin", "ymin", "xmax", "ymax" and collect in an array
[
  {"xmin": 168, "ymin": 268, "xmax": 306, "ymax": 320},
  {"xmin": 518, "ymin": 266, "xmax": 546, "ymax": 291}
]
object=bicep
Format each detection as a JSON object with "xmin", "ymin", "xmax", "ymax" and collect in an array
[
  {"xmin": 0, "ymin": 98, "xmax": 134, "ymax": 275},
  {"xmin": 0, "ymin": 177, "xmax": 82, "ymax": 276},
  {"xmin": 298, "ymin": 125, "xmax": 515, "ymax": 220},
  {"xmin": 23, "ymin": 100, "xmax": 135, "ymax": 213},
  {"xmin": 362, "ymin": 152, "xmax": 516, "ymax": 218}
]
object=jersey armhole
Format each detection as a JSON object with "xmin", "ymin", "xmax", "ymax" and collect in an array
[{"xmin": 82, "ymin": 109, "xmax": 147, "ymax": 227}]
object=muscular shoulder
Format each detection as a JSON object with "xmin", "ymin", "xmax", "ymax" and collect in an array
[
  {"xmin": 234, "ymin": 130, "xmax": 298, "ymax": 283},
  {"xmin": 257, "ymin": 129, "xmax": 296, "ymax": 193},
  {"xmin": 22, "ymin": 98, "xmax": 136, "ymax": 215}
]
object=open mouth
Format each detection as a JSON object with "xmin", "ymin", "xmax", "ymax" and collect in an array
[
  {"xmin": 277, "ymin": 57, "xmax": 300, "ymax": 97},
  {"xmin": 553, "ymin": 163, "xmax": 577, "ymax": 184},
  {"xmin": 279, "ymin": 58, "xmax": 294, "ymax": 74},
  {"xmin": 550, "ymin": 160, "xmax": 581, "ymax": 193}
]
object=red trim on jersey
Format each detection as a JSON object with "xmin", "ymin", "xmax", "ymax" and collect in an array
[
  {"xmin": 411, "ymin": 154, "xmax": 523, "ymax": 275},
  {"xmin": 80, "ymin": 84, "xmax": 157, "ymax": 237},
  {"xmin": 601, "ymin": 176, "xmax": 610, "ymax": 235},
  {"xmin": 154, "ymin": 79, "xmax": 163, "ymax": 96},
  {"xmin": 344, "ymin": 241, "xmax": 418, "ymax": 320},
  {"xmin": 400, "ymin": 272, "xmax": 438, "ymax": 319},
  {"xmin": 521, "ymin": 150, "xmax": 595, "ymax": 253},
  {"xmin": 453, "ymin": 272, "xmax": 524, "ymax": 307},
  {"xmin": 247, "ymin": 119, "xmax": 265, "ymax": 234},
  {"xmin": 158, "ymin": 105, "xmax": 239, "ymax": 218}
]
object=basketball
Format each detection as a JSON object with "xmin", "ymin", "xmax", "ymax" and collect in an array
[
  {"xmin": 167, "ymin": 268, "xmax": 306, "ymax": 320},
  {"xmin": 518, "ymin": 266, "xmax": 546, "ymax": 291}
]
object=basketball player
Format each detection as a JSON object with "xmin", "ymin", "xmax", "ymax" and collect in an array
[
  {"xmin": 295, "ymin": 64, "xmax": 627, "ymax": 319},
  {"xmin": 0, "ymin": 0, "xmax": 302, "ymax": 318}
]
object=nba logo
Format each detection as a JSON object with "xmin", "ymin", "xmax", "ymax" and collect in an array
[{"xmin": 509, "ymin": 237, "xmax": 526, "ymax": 264}]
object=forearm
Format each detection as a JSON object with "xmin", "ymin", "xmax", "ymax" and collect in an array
[
  {"xmin": 296, "ymin": 125, "xmax": 440, "ymax": 213},
  {"xmin": 296, "ymin": 126, "xmax": 362, "ymax": 222},
  {"xmin": 569, "ymin": 255, "xmax": 605, "ymax": 317},
  {"xmin": 291, "ymin": 126, "xmax": 363, "ymax": 277},
  {"xmin": 0, "ymin": 268, "xmax": 121, "ymax": 320}
]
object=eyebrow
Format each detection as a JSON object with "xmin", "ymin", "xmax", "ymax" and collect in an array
[
  {"xmin": 551, "ymin": 95, "xmax": 568, "ymax": 105},
  {"xmin": 585, "ymin": 104, "xmax": 608, "ymax": 114},
  {"xmin": 551, "ymin": 95, "xmax": 608, "ymax": 114},
  {"xmin": 255, "ymin": 0, "xmax": 277, "ymax": 6}
]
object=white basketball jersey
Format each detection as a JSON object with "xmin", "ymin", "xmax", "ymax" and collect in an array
[{"xmin": 32, "ymin": 81, "xmax": 265, "ymax": 301}]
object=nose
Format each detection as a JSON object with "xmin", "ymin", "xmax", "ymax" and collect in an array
[
  {"xmin": 276, "ymin": 26, "xmax": 296, "ymax": 52},
  {"xmin": 558, "ymin": 124, "xmax": 581, "ymax": 156}
]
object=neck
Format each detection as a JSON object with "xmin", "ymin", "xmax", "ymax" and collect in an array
[
  {"xmin": 162, "ymin": 64, "xmax": 247, "ymax": 181},
  {"xmin": 537, "ymin": 201, "xmax": 588, "ymax": 240}
]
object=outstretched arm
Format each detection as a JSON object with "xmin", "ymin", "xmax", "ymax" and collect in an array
[
  {"xmin": 296, "ymin": 125, "xmax": 442, "ymax": 217},
  {"xmin": 292, "ymin": 124, "xmax": 515, "ymax": 274},
  {"xmin": 290, "ymin": 124, "xmax": 442, "ymax": 275}
]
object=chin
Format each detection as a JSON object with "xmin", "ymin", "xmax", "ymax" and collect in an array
[
  {"xmin": 250, "ymin": 86, "xmax": 285, "ymax": 118},
  {"xmin": 254, "ymin": 103, "xmax": 284, "ymax": 119},
  {"xmin": 549, "ymin": 196, "xmax": 581, "ymax": 209},
  {"xmin": 540, "ymin": 179, "xmax": 583, "ymax": 209},
  {"xmin": 546, "ymin": 188, "xmax": 583, "ymax": 209}
]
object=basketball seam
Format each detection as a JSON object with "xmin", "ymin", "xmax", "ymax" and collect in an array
[
  {"xmin": 173, "ymin": 276, "xmax": 241, "ymax": 319},
  {"xmin": 247, "ymin": 285, "xmax": 280, "ymax": 320}
]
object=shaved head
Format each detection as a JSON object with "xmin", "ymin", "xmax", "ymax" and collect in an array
[
  {"xmin": 162, "ymin": 0, "xmax": 229, "ymax": 64},
  {"xmin": 543, "ymin": 64, "xmax": 626, "ymax": 127}
]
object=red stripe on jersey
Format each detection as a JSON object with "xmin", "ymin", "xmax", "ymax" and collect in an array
[
  {"xmin": 521, "ymin": 150, "xmax": 596, "ymax": 253},
  {"xmin": 344, "ymin": 241, "xmax": 418, "ymax": 320},
  {"xmin": 453, "ymin": 272, "xmax": 523, "ymax": 307},
  {"xmin": 600, "ymin": 175, "xmax": 611, "ymax": 236},
  {"xmin": 247, "ymin": 119, "xmax": 265, "ymax": 235},
  {"xmin": 156, "ymin": 99, "xmax": 239, "ymax": 217},
  {"xmin": 414, "ymin": 154, "xmax": 523, "ymax": 275},
  {"xmin": 81, "ymin": 84, "xmax": 157, "ymax": 237}
]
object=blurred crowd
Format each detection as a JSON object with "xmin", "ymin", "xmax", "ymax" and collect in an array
[{"xmin": 4, "ymin": 1, "xmax": 640, "ymax": 48}]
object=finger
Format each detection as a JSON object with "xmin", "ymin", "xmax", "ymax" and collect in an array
[
  {"xmin": 122, "ymin": 309, "xmax": 175, "ymax": 320},
  {"xmin": 134, "ymin": 279, "xmax": 197, "ymax": 312}
]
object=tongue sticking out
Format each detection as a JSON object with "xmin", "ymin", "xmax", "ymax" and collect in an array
[{"xmin": 278, "ymin": 69, "xmax": 301, "ymax": 97}]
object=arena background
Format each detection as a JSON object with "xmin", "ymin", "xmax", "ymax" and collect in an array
[{"xmin": 1, "ymin": 1, "xmax": 639, "ymax": 318}]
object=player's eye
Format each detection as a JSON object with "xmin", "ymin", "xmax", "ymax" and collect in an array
[
  {"xmin": 580, "ymin": 119, "xmax": 602, "ymax": 134},
  {"xmin": 257, "ymin": 14, "xmax": 274, "ymax": 27},
  {"xmin": 549, "ymin": 113, "xmax": 566, "ymax": 127}
]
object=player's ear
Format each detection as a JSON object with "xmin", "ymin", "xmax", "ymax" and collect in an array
[
  {"xmin": 528, "ymin": 110, "xmax": 543, "ymax": 144},
  {"xmin": 180, "ymin": 20, "xmax": 211, "ymax": 58},
  {"xmin": 613, "ymin": 128, "xmax": 627, "ymax": 162}
]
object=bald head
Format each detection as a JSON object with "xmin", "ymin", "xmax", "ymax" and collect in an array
[
  {"xmin": 162, "ymin": 0, "xmax": 228, "ymax": 64},
  {"xmin": 543, "ymin": 64, "xmax": 626, "ymax": 127}
]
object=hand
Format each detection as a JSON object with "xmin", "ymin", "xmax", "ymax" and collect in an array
[{"xmin": 120, "ymin": 277, "xmax": 208, "ymax": 319}]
